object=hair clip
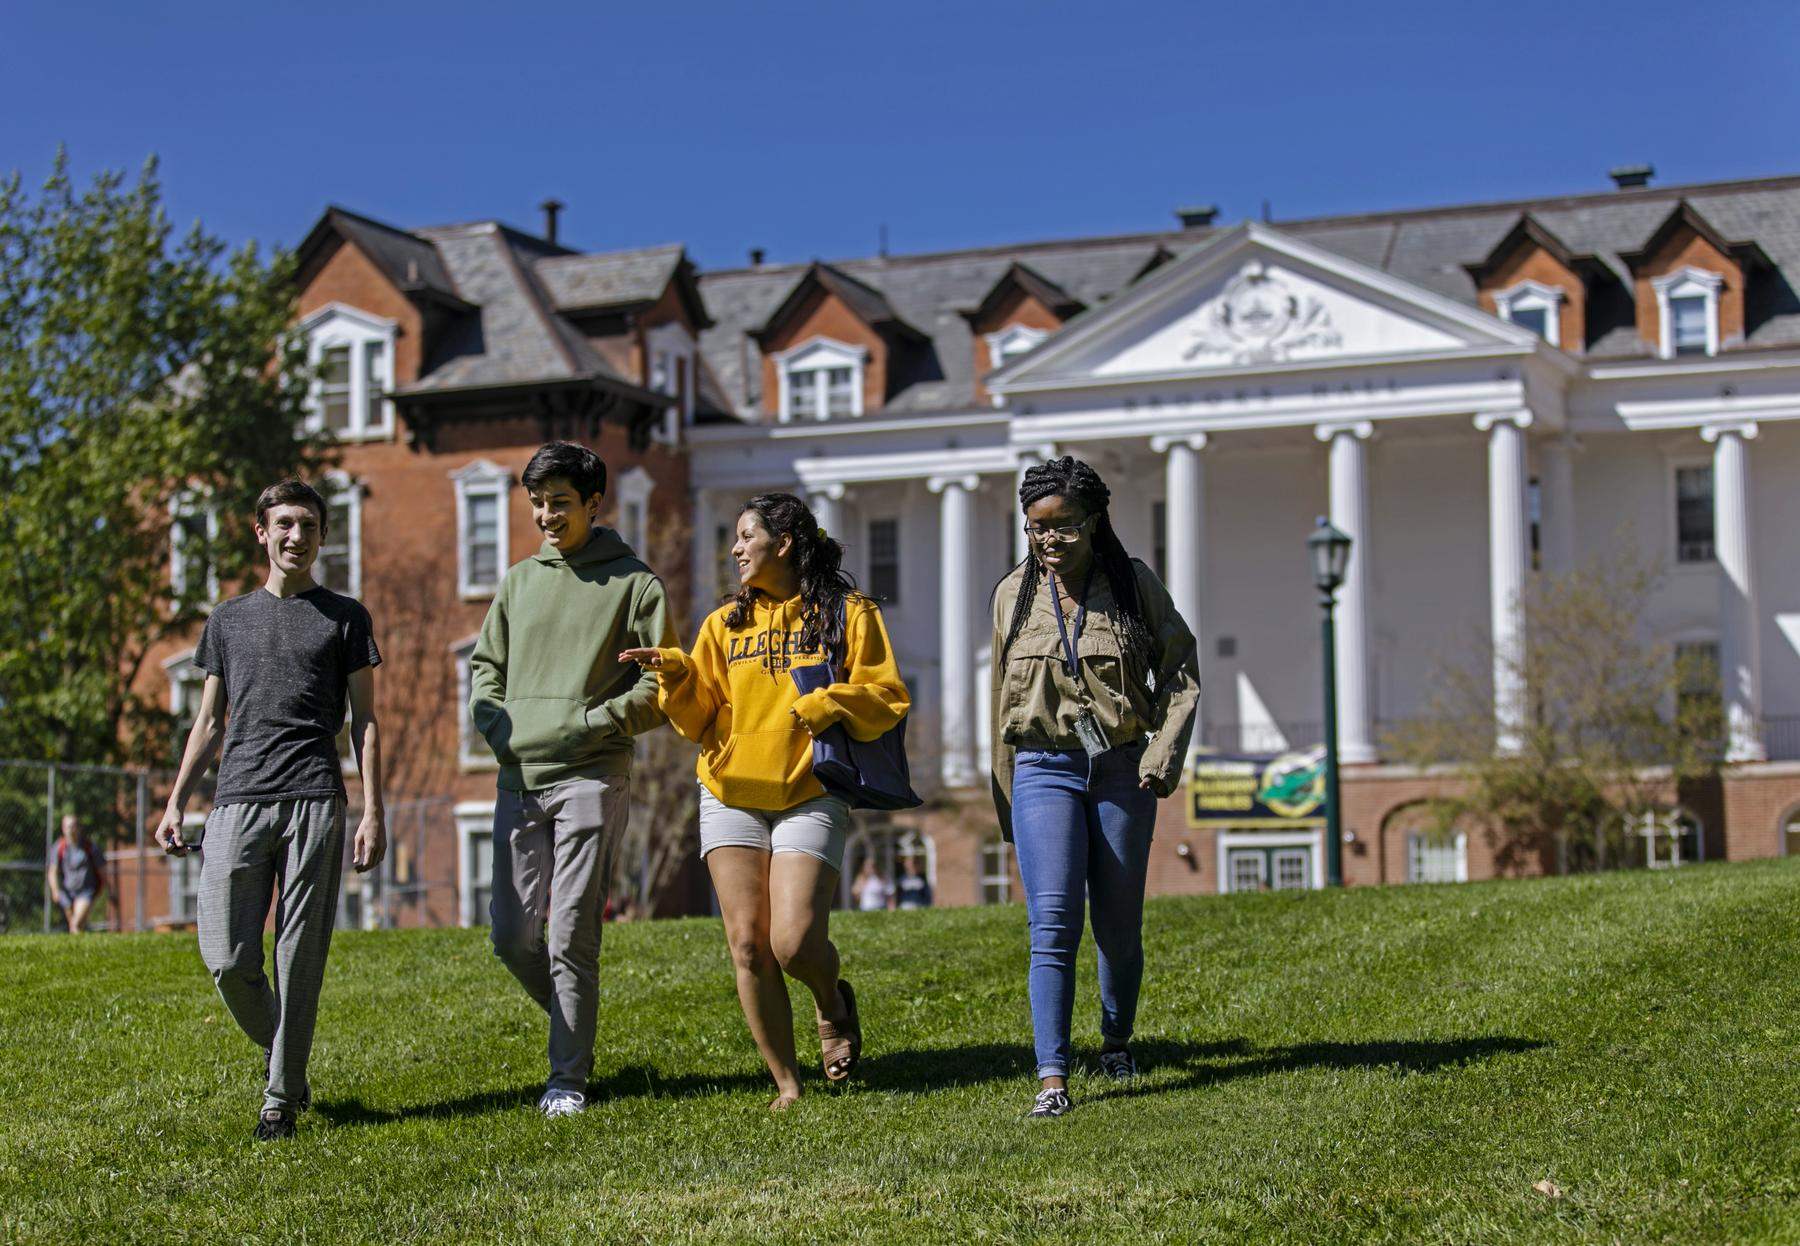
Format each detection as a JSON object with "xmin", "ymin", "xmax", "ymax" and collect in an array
[{"xmin": 816, "ymin": 527, "xmax": 827, "ymax": 540}]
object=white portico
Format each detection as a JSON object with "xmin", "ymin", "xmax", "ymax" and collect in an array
[{"xmin": 689, "ymin": 220, "xmax": 1800, "ymax": 793}]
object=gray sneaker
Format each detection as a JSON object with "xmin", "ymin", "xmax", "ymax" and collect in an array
[{"xmin": 1027, "ymin": 1087, "xmax": 1072, "ymax": 1118}]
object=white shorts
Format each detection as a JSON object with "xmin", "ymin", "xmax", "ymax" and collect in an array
[{"xmin": 697, "ymin": 786, "xmax": 851, "ymax": 871}]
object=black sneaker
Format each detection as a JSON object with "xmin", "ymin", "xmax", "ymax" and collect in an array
[
  {"xmin": 253, "ymin": 1107, "xmax": 296, "ymax": 1142},
  {"xmin": 1026, "ymin": 1087, "xmax": 1072, "ymax": 1118},
  {"xmin": 1099, "ymin": 1047, "xmax": 1138, "ymax": 1081}
]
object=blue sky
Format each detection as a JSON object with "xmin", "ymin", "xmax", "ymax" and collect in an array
[{"xmin": 2, "ymin": 1, "xmax": 1795, "ymax": 269}]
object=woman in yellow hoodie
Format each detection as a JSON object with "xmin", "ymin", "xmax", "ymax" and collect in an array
[{"xmin": 621, "ymin": 492, "xmax": 909, "ymax": 1109}]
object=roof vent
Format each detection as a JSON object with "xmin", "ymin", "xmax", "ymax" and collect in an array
[
  {"xmin": 749, "ymin": 247, "xmax": 767, "ymax": 267},
  {"xmin": 1175, "ymin": 204, "xmax": 1219, "ymax": 229},
  {"xmin": 539, "ymin": 197, "xmax": 565, "ymax": 245},
  {"xmin": 1609, "ymin": 164, "xmax": 1654, "ymax": 191}
]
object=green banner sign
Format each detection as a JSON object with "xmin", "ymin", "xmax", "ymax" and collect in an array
[{"xmin": 1187, "ymin": 747, "xmax": 1327, "ymax": 827}]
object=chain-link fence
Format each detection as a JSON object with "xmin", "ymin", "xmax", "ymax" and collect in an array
[{"xmin": 0, "ymin": 761, "xmax": 465, "ymax": 935}]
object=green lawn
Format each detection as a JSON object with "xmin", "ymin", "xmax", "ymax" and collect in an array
[{"xmin": 2, "ymin": 861, "xmax": 1797, "ymax": 1244}]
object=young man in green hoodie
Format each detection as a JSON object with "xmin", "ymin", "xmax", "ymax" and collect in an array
[{"xmin": 469, "ymin": 441, "xmax": 675, "ymax": 1118}]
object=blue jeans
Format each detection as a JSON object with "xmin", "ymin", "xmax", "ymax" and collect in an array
[{"xmin": 1010, "ymin": 744, "xmax": 1157, "ymax": 1080}]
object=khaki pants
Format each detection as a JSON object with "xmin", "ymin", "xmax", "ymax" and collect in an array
[{"xmin": 489, "ymin": 776, "xmax": 629, "ymax": 1093}]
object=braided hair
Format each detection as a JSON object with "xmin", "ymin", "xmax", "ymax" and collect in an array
[
  {"xmin": 725, "ymin": 492, "xmax": 857, "ymax": 664},
  {"xmin": 1000, "ymin": 456, "xmax": 1158, "ymax": 678}
]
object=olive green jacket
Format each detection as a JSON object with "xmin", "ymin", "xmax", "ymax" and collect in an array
[{"xmin": 988, "ymin": 558, "xmax": 1200, "ymax": 838}]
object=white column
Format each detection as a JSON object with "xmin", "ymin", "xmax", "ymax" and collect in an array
[
  {"xmin": 807, "ymin": 482, "xmax": 845, "ymax": 542},
  {"xmin": 1702, "ymin": 421, "xmax": 1765, "ymax": 762},
  {"xmin": 1152, "ymin": 433, "xmax": 1208, "ymax": 750},
  {"xmin": 1012, "ymin": 444, "xmax": 1055, "ymax": 564},
  {"xmin": 1314, "ymin": 421, "xmax": 1378, "ymax": 764},
  {"xmin": 1476, "ymin": 410, "xmax": 1533, "ymax": 754},
  {"xmin": 930, "ymin": 473, "xmax": 981, "ymax": 788},
  {"xmin": 1538, "ymin": 434, "xmax": 1578, "ymax": 578}
]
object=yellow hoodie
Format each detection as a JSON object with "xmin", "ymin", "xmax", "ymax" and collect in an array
[{"xmin": 655, "ymin": 592, "xmax": 910, "ymax": 812}]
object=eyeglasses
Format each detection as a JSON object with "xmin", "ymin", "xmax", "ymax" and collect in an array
[{"xmin": 1022, "ymin": 516, "xmax": 1096, "ymax": 544}]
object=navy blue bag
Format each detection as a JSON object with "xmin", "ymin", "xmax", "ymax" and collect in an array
[{"xmin": 789, "ymin": 602, "xmax": 923, "ymax": 812}]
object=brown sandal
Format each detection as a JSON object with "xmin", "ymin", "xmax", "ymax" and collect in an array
[{"xmin": 818, "ymin": 979, "xmax": 862, "ymax": 1081}]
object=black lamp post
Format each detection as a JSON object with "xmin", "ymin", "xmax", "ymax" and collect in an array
[{"xmin": 1308, "ymin": 517, "xmax": 1353, "ymax": 887}]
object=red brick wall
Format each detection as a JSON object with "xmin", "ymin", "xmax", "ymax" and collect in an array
[
  {"xmin": 1721, "ymin": 763, "xmax": 1800, "ymax": 860},
  {"xmin": 759, "ymin": 287, "xmax": 886, "ymax": 418},
  {"xmin": 300, "ymin": 239, "xmax": 425, "ymax": 384},
  {"xmin": 1476, "ymin": 246, "xmax": 1586, "ymax": 352},
  {"xmin": 1632, "ymin": 230, "xmax": 1744, "ymax": 350},
  {"xmin": 970, "ymin": 288, "xmax": 1064, "ymax": 405}
]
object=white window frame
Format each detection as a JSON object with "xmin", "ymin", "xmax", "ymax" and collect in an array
[
  {"xmin": 773, "ymin": 336, "xmax": 866, "ymax": 423},
  {"xmin": 985, "ymin": 323, "xmax": 1050, "ymax": 370},
  {"xmin": 300, "ymin": 303, "xmax": 398, "ymax": 440},
  {"xmin": 164, "ymin": 649, "xmax": 206, "ymax": 746},
  {"xmin": 455, "ymin": 801, "xmax": 496, "ymax": 928},
  {"xmin": 1405, "ymin": 830, "xmax": 1469, "ymax": 884},
  {"xmin": 451, "ymin": 635, "xmax": 497, "ymax": 771},
  {"xmin": 317, "ymin": 471, "xmax": 364, "ymax": 598},
  {"xmin": 1216, "ymin": 829, "xmax": 1325, "ymax": 894},
  {"xmin": 980, "ymin": 834, "xmax": 1014, "ymax": 904},
  {"xmin": 451, "ymin": 459, "xmax": 511, "ymax": 600},
  {"xmin": 645, "ymin": 322, "xmax": 696, "ymax": 444},
  {"xmin": 1668, "ymin": 456, "xmax": 1716, "ymax": 567},
  {"xmin": 1494, "ymin": 279, "xmax": 1564, "ymax": 348},
  {"xmin": 169, "ymin": 491, "xmax": 220, "ymax": 607},
  {"xmin": 1653, "ymin": 267, "xmax": 1723, "ymax": 359},
  {"xmin": 613, "ymin": 466, "xmax": 654, "ymax": 554}
]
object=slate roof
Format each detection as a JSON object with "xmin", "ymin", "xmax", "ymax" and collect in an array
[
  {"xmin": 693, "ymin": 173, "xmax": 1800, "ymax": 418},
  {"xmin": 535, "ymin": 243, "xmax": 687, "ymax": 312},
  {"xmin": 307, "ymin": 173, "xmax": 1800, "ymax": 415}
]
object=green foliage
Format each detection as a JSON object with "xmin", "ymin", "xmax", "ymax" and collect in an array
[
  {"xmin": 1388, "ymin": 547, "xmax": 1723, "ymax": 870},
  {"xmin": 1, "ymin": 863, "xmax": 1797, "ymax": 1242},
  {"xmin": 0, "ymin": 149, "xmax": 321, "ymax": 765}
]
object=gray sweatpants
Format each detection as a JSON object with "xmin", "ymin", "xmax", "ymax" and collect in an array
[
  {"xmin": 489, "ymin": 776, "xmax": 629, "ymax": 1093},
  {"xmin": 196, "ymin": 797, "xmax": 345, "ymax": 1113}
]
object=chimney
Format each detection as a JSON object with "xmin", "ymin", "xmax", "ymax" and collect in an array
[
  {"xmin": 1609, "ymin": 164, "xmax": 1654, "ymax": 191},
  {"xmin": 1175, "ymin": 204, "xmax": 1219, "ymax": 230},
  {"xmin": 539, "ymin": 197, "xmax": 565, "ymax": 245},
  {"xmin": 749, "ymin": 247, "xmax": 766, "ymax": 267}
]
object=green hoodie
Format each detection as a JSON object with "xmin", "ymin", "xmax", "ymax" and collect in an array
[{"xmin": 468, "ymin": 526, "xmax": 675, "ymax": 791}]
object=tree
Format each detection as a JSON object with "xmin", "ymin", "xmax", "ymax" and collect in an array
[
  {"xmin": 1386, "ymin": 548, "xmax": 1722, "ymax": 872},
  {"xmin": 0, "ymin": 150, "xmax": 320, "ymax": 766}
]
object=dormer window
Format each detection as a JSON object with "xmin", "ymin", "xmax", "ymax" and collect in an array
[
  {"xmin": 774, "ymin": 337, "xmax": 866, "ymax": 422},
  {"xmin": 1493, "ymin": 280, "xmax": 1564, "ymax": 348},
  {"xmin": 645, "ymin": 322, "xmax": 695, "ymax": 444},
  {"xmin": 986, "ymin": 324, "xmax": 1050, "ymax": 370},
  {"xmin": 1653, "ymin": 268, "xmax": 1722, "ymax": 359},
  {"xmin": 301, "ymin": 304, "xmax": 397, "ymax": 440}
]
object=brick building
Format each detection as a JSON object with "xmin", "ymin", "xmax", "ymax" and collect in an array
[{"xmin": 134, "ymin": 168, "xmax": 1800, "ymax": 927}]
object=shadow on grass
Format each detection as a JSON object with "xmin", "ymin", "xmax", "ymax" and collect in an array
[
  {"xmin": 1087, "ymin": 1035, "xmax": 1551, "ymax": 1103},
  {"xmin": 314, "ymin": 1035, "xmax": 1548, "ymax": 1125}
]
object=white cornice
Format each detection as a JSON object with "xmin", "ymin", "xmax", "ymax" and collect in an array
[
  {"xmin": 1610, "ymin": 393, "xmax": 1800, "ymax": 432},
  {"xmin": 1582, "ymin": 352, "xmax": 1800, "ymax": 381},
  {"xmin": 996, "ymin": 344, "xmax": 1542, "ymax": 397},
  {"xmin": 688, "ymin": 410, "xmax": 1003, "ymax": 445},
  {"xmin": 793, "ymin": 446, "xmax": 1017, "ymax": 488}
]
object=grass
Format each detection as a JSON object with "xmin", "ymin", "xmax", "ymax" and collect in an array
[{"xmin": 2, "ymin": 860, "xmax": 1798, "ymax": 1244}]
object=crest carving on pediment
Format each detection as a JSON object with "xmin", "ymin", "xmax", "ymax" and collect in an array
[{"xmin": 1183, "ymin": 262, "xmax": 1342, "ymax": 364}]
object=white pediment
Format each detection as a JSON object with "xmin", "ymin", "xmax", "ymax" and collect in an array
[{"xmin": 991, "ymin": 222, "xmax": 1540, "ymax": 392}]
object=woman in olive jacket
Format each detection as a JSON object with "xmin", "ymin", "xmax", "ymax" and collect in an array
[{"xmin": 988, "ymin": 455, "xmax": 1200, "ymax": 1118}]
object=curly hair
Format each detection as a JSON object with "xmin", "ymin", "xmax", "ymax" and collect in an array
[
  {"xmin": 999, "ymin": 455, "xmax": 1157, "ymax": 678},
  {"xmin": 725, "ymin": 493, "xmax": 858, "ymax": 664}
]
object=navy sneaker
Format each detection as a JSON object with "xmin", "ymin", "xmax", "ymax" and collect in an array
[
  {"xmin": 1026, "ymin": 1087, "xmax": 1072, "ymax": 1118},
  {"xmin": 252, "ymin": 1106, "xmax": 296, "ymax": 1142},
  {"xmin": 1099, "ymin": 1047, "xmax": 1138, "ymax": 1081}
]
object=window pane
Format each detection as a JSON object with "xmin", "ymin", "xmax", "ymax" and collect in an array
[
  {"xmin": 1675, "ymin": 466, "xmax": 1714, "ymax": 563},
  {"xmin": 466, "ymin": 492, "xmax": 498, "ymax": 586},
  {"xmin": 321, "ymin": 346, "xmax": 352, "ymax": 431},
  {"xmin": 788, "ymin": 370, "xmax": 820, "ymax": 419},
  {"xmin": 826, "ymin": 367, "xmax": 855, "ymax": 417},
  {"xmin": 1273, "ymin": 850, "xmax": 1309, "ymax": 891},
  {"xmin": 1230, "ymin": 852, "xmax": 1264, "ymax": 893},
  {"xmin": 1671, "ymin": 295, "xmax": 1709, "ymax": 354},
  {"xmin": 1407, "ymin": 834, "xmax": 1461, "ymax": 884},
  {"xmin": 363, "ymin": 341, "xmax": 385, "ymax": 427},
  {"xmin": 319, "ymin": 499, "xmax": 353, "ymax": 593},
  {"xmin": 868, "ymin": 518, "xmax": 900, "ymax": 602},
  {"xmin": 1509, "ymin": 306, "xmax": 1548, "ymax": 339}
]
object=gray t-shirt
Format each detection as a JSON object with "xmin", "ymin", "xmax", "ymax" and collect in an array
[
  {"xmin": 195, "ymin": 586, "xmax": 381, "ymax": 806},
  {"xmin": 58, "ymin": 840, "xmax": 99, "ymax": 897}
]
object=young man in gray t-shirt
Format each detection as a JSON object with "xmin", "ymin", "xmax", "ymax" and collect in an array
[{"xmin": 156, "ymin": 478, "xmax": 385, "ymax": 1142}]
